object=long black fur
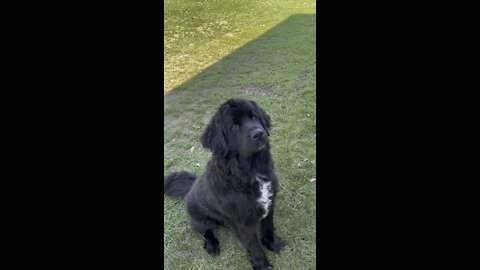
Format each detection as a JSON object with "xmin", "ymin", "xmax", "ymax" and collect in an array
[
  {"xmin": 164, "ymin": 99, "xmax": 284, "ymax": 270},
  {"xmin": 164, "ymin": 171, "xmax": 196, "ymax": 198}
]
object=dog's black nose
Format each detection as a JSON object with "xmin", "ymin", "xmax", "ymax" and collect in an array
[{"xmin": 251, "ymin": 129, "xmax": 265, "ymax": 141}]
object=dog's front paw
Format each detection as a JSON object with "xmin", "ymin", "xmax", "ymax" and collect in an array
[{"xmin": 261, "ymin": 236, "xmax": 285, "ymax": 253}]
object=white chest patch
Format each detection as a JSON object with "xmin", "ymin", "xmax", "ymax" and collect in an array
[{"xmin": 256, "ymin": 174, "xmax": 273, "ymax": 219}]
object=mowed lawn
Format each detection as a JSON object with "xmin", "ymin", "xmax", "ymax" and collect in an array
[{"xmin": 164, "ymin": 1, "xmax": 316, "ymax": 269}]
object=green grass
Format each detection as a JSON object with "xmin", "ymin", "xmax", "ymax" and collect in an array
[{"xmin": 164, "ymin": 1, "xmax": 316, "ymax": 269}]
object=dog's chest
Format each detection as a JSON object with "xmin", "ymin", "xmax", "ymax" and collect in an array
[{"xmin": 255, "ymin": 174, "xmax": 273, "ymax": 219}]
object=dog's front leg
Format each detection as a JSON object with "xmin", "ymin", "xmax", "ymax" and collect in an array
[
  {"xmin": 260, "ymin": 206, "xmax": 285, "ymax": 253},
  {"xmin": 234, "ymin": 225, "xmax": 272, "ymax": 270}
]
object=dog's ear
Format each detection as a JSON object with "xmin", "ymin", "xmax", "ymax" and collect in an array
[
  {"xmin": 250, "ymin": 100, "xmax": 271, "ymax": 136},
  {"xmin": 200, "ymin": 105, "xmax": 228, "ymax": 156}
]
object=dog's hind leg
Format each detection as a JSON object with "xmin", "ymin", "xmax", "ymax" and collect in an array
[
  {"xmin": 189, "ymin": 217, "xmax": 220, "ymax": 256},
  {"xmin": 187, "ymin": 203, "xmax": 221, "ymax": 256},
  {"xmin": 202, "ymin": 228, "xmax": 220, "ymax": 256}
]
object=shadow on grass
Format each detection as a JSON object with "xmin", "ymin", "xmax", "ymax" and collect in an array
[{"xmin": 164, "ymin": 14, "xmax": 316, "ymax": 120}]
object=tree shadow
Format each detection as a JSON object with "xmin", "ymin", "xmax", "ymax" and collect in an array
[{"xmin": 164, "ymin": 14, "xmax": 316, "ymax": 120}]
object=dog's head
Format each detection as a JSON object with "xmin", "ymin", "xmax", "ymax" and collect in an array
[{"xmin": 201, "ymin": 99, "xmax": 271, "ymax": 158}]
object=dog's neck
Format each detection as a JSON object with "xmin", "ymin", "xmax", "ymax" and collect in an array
[{"xmin": 212, "ymin": 150, "xmax": 272, "ymax": 187}]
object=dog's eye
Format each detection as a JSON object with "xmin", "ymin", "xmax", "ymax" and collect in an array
[{"xmin": 232, "ymin": 124, "xmax": 239, "ymax": 131}]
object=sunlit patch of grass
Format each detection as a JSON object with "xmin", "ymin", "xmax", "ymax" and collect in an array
[{"xmin": 164, "ymin": 0, "xmax": 316, "ymax": 95}]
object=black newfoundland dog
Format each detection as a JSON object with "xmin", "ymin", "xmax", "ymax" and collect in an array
[{"xmin": 164, "ymin": 99, "xmax": 284, "ymax": 270}]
